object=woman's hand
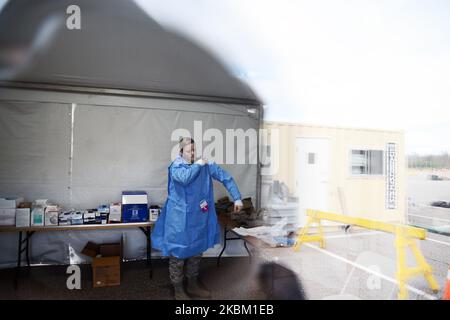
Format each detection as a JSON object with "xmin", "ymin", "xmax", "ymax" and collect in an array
[{"xmin": 233, "ymin": 199, "xmax": 243, "ymax": 212}]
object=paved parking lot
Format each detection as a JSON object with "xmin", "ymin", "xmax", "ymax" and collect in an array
[
  {"xmin": 254, "ymin": 228, "xmax": 449, "ymax": 300},
  {"xmin": 408, "ymin": 204, "xmax": 450, "ymax": 235}
]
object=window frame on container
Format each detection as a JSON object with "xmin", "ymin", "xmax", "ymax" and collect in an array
[{"xmin": 348, "ymin": 148, "xmax": 385, "ymax": 177}]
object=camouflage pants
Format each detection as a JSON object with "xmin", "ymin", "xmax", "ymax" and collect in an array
[{"xmin": 168, "ymin": 254, "xmax": 202, "ymax": 285}]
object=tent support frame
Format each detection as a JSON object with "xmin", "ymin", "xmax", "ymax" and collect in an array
[{"xmin": 0, "ymin": 81, "xmax": 261, "ymax": 107}]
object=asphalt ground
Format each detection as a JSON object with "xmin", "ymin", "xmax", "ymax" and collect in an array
[
  {"xmin": 0, "ymin": 227, "xmax": 447, "ymax": 300},
  {"xmin": 253, "ymin": 228, "xmax": 449, "ymax": 300}
]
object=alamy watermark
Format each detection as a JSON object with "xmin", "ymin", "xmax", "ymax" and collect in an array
[
  {"xmin": 66, "ymin": 265, "xmax": 81, "ymax": 290},
  {"xmin": 171, "ymin": 121, "xmax": 280, "ymax": 176},
  {"xmin": 66, "ymin": 5, "xmax": 81, "ymax": 30}
]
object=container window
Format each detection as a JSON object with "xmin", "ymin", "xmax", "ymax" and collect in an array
[
  {"xmin": 351, "ymin": 150, "xmax": 383, "ymax": 175},
  {"xmin": 308, "ymin": 152, "xmax": 316, "ymax": 164}
]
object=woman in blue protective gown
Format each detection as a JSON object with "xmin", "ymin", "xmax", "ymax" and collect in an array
[{"xmin": 151, "ymin": 137, "xmax": 243, "ymax": 300}]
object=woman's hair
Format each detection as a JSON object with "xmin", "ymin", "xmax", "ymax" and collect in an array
[{"xmin": 179, "ymin": 137, "xmax": 195, "ymax": 153}]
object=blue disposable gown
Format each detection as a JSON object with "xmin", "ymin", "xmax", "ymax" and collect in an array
[{"xmin": 151, "ymin": 155, "xmax": 242, "ymax": 259}]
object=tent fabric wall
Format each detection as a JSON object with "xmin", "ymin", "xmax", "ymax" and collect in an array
[
  {"xmin": 0, "ymin": 0, "xmax": 262, "ymax": 269},
  {"xmin": 71, "ymin": 104, "xmax": 258, "ymax": 208},
  {"xmin": 0, "ymin": 0, "xmax": 260, "ymax": 104},
  {"xmin": 0, "ymin": 100, "xmax": 71, "ymax": 204},
  {"xmin": 0, "ymin": 87, "xmax": 259, "ymax": 268}
]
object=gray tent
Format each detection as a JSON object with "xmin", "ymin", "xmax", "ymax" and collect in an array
[{"xmin": 0, "ymin": 0, "xmax": 262, "ymax": 267}]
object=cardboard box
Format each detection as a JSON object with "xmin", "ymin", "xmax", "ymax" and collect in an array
[
  {"xmin": 45, "ymin": 205, "xmax": 59, "ymax": 212},
  {"xmin": 122, "ymin": 204, "xmax": 148, "ymax": 223},
  {"xmin": 83, "ymin": 210, "xmax": 96, "ymax": 219},
  {"xmin": 0, "ymin": 208, "xmax": 16, "ymax": 226},
  {"xmin": 70, "ymin": 218, "xmax": 83, "ymax": 225},
  {"xmin": 81, "ymin": 238, "xmax": 123, "ymax": 288},
  {"xmin": 217, "ymin": 196, "xmax": 230, "ymax": 204},
  {"xmin": 95, "ymin": 212, "xmax": 108, "ymax": 224},
  {"xmin": 149, "ymin": 205, "xmax": 160, "ymax": 222},
  {"xmin": 215, "ymin": 196, "xmax": 234, "ymax": 215},
  {"xmin": 71, "ymin": 211, "xmax": 83, "ymax": 220},
  {"xmin": 60, "ymin": 210, "xmax": 83, "ymax": 225},
  {"xmin": 18, "ymin": 202, "xmax": 32, "ymax": 209},
  {"xmin": 59, "ymin": 211, "xmax": 70, "ymax": 224},
  {"xmin": 81, "ymin": 239, "xmax": 123, "ymax": 259},
  {"xmin": 241, "ymin": 197, "xmax": 254, "ymax": 215},
  {"xmin": 92, "ymin": 256, "xmax": 120, "ymax": 287},
  {"xmin": 81, "ymin": 241, "xmax": 101, "ymax": 258},
  {"xmin": 45, "ymin": 211, "xmax": 59, "ymax": 226},
  {"xmin": 97, "ymin": 205, "xmax": 109, "ymax": 214},
  {"xmin": 109, "ymin": 203, "xmax": 122, "ymax": 223},
  {"xmin": 44, "ymin": 205, "xmax": 59, "ymax": 226},
  {"xmin": 16, "ymin": 208, "xmax": 31, "ymax": 227},
  {"xmin": 83, "ymin": 209, "xmax": 97, "ymax": 224},
  {"xmin": 99, "ymin": 243, "xmax": 122, "ymax": 257},
  {"xmin": 96, "ymin": 205, "xmax": 109, "ymax": 224},
  {"xmin": 0, "ymin": 197, "xmax": 24, "ymax": 209}
]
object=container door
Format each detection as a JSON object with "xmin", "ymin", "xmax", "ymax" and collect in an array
[{"xmin": 296, "ymin": 137, "xmax": 330, "ymax": 226}]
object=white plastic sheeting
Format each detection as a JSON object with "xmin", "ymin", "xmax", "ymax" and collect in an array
[{"xmin": 0, "ymin": 87, "xmax": 260, "ymax": 268}]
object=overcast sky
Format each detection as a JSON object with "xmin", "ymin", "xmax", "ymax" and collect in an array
[
  {"xmin": 135, "ymin": 0, "xmax": 450, "ymax": 155},
  {"xmin": 1, "ymin": 0, "xmax": 449, "ymax": 155}
]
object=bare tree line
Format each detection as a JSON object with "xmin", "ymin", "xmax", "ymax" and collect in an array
[{"xmin": 408, "ymin": 152, "xmax": 450, "ymax": 169}]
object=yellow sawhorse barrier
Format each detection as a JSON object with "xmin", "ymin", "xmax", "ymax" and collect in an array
[{"xmin": 293, "ymin": 209, "xmax": 440, "ymax": 300}]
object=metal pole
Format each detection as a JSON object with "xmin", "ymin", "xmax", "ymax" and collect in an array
[{"xmin": 15, "ymin": 231, "xmax": 23, "ymax": 289}]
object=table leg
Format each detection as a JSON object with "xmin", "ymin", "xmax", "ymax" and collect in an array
[
  {"xmin": 217, "ymin": 227, "xmax": 228, "ymax": 267},
  {"xmin": 26, "ymin": 231, "xmax": 31, "ymax": 267},
  {"xmin": 140, "ymin": 226, "xmax": 153, "ymax": 279},
  {"xmin": 147, "ymin": 226, "xmax": 152, "ymax": 279},
  {"xmin": 14, "ymin": 231, "xmax": 23, "ymax": 289}
]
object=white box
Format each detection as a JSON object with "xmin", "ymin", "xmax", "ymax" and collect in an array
[
  {"xmin": 45, "ymin": 205, "xmax": 59, "ymax": 212},
  {"xmin": 16, "ymin": 208, "xmax": 31, "ymax": 227},
  {"xmin": 83, "ymin": 210, "xmax": 96, "ymax": 219},
  {"xmin": 97, "ymin": 205, "xmax": 109, "ymax": 214},
  {"xmin": 44, "ymin": 205, "xmax": 59, "ymax": 226},
  {"xmin": 71, "ymin": 211, "xmax": 83, "ymax": 220},
  {"xmin": 34, "ymin": 199, "xmax": 49, "ymax": 206},
  {"xmin": 31, "ymin": 207, "xmax": 44, "ymax": 226},
  {"xmin": 59, "ymin": 211, "xmax": 72, "ymax": 223},
  {"xmin": 45, "ymin": 211, "xmax": 59, "ymax": 226},
  {"xmin": 122, "ymin": 192, "xmax": 148, "ymax": 205},
  {"xmin": 149, "ymin": 208, "xmax": 160, "ymax": 222},
  {"xmin": 0, "ymin": 208, "xmax": 16, "ymax": 226},
  {"xmin": 83, "ymin": 210, "xmax": 97, "ymax": 224},
  {"xmin": 0, "ymin": 197, "xmax": 24, "ymax": 209},
  {"xmin": 109, "ymin": 203, "xmax": 122, "ymax": 222}
]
